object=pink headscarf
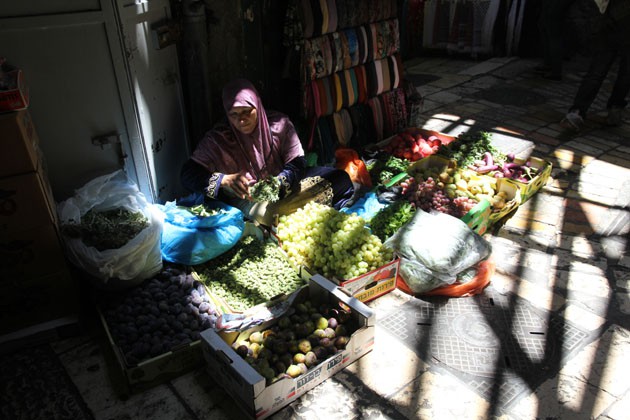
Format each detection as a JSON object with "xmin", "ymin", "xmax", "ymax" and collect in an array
[{"xmin": 191, "ymin": 78, "xmax": 304, "ymax": 180}]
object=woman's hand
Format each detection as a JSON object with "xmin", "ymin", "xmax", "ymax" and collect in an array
[{"xmin": 222, "ymin": 171, "xmax": 255, "ymax": 199}]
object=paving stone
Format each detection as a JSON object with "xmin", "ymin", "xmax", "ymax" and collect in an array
[
  {"xmin": 566, "ymin": 190, "xmax": 620, "ymax": 207},
  {"xmin": 564, "ymin": 139, "xmax": 609, "ymax": 156},
  {"xmin": 425, "ymin": 90, "xmax": 462, "ymax": 105},
  {"xmin": 561, "ymin": 304, "xmax": 607, "ymax": 331},
  {"xmin": 57, "ymin": 341, "xmax": 193, "ymax": 420},
  {"xmin": 557, "ymin": 235, "xmax": 604, "ymax": 256},
  {"xmin": 617, "ymin": 291, "xmax": 630, "ymax": 315},
  {"xmin": 604, "ymin": 391, "xmax": 630, "ymax": 420},
  {"xmin": 614, "ymin": 269, "xmax": 630, "ymax": 290},
  {"xmin": 170, "ymin": 371, "xmax": 238, "ymax": 420},
  {"xmin": 490, "ymin": 272, "xmax": 566, "ymax": 313},
  {"xmin": 508, "ymin": 325, "xmax": 630, "ymax": 419},
  {"xmin": 553, "ymin": 266, "xmax": 611, "ymax": 299},
  {"xmin": 583, "ymin": 159, "xmax": 630, "ymax": 180},
  {"xmin": 458, "ymin": 57, "xmax": 516, "ymax": 76},
  {"xmin": 388, "ymin": 370, "xmax": 492, "ymax": 420}
]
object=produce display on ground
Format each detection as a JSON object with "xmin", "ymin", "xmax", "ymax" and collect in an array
[
  {"xmin": 100, "ymin": 265, "xmax": 219, "ymax": 366},
  {"xmin": 193, "ymin": 236, "xmax": 305, "ymax": 312},
  {"xmin": 368, "ymin": 200, "xmax": 415, "ymax": 242},
  {"xmin": 436, "ymin": 130, "xmax": 506, "ymax": 168},
  {"xmin": 466, "ymin": 151, "xmax": 541, "ymax": 182},
  {"xmin": 61, "ymin": 208, "xmax": 148, "ymax": 251},
  {"xmin": 380, "ymin": 130, "xmax": 443, "ymax": 161},
  {"xmin": 275, "ymin": 201, "xmax": 394, "ymax": 280},
  {"xmin": 231, "ymin": 296, "xmax": 356, "ymax": 385},
  {"xmin": 404, "ymin": 160, "xmax": 510, "ymax": 215}
]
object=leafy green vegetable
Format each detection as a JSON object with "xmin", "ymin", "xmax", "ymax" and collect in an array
[
  {"xmin": 180, "ymin": 204, "xmax": 222, "ymax": 217},
  {"xmin": 437, "ymin": 131, "xmax": 506, "ymax": 168},
  {"xmin": 369, "ymin": 155, "xmax": 411, "ymax": 184},
  {"xmin": 369, "ymin": 200, "xmax": 415, "ymax": 242},
  {"xmin": 61, "ymin": 208, "xmax": 148, "ymax": 251},
  {"xmin": 250, "ymin": 175, "xmax": 281, "ymax": 203}
]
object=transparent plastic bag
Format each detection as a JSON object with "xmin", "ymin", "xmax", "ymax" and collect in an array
[
  {"xmin": 57, "ymin": 170, "xmax": 163, "ymax": 288},
  {"xmin": 384, "ymin": 209, "xmax": 492, "ymax": 286}
]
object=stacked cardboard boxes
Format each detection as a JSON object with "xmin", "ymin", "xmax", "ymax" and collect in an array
[{"xmin": 0, "ymin": 109, "xmax": 79, "ymax": 337}]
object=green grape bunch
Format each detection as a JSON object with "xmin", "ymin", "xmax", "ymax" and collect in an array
[{"xmin": 276, "ymin": 202, "xmax": 393, "ymax": 280}]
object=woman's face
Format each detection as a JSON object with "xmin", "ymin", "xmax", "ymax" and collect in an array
[{"xmin": 228, "ymin": 106, "xmax": 258, "ymax": 135}]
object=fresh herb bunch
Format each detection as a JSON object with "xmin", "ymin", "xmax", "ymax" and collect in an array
[
  {"xmin": 369, "ymin": 154, "xmax": 410, "ymax": 184},
  {"xmin": 437, "ymin": 131, "xmax": 506, "ymax": 168},
  {"xmin": 369, "ymin": 200, "xmax": 415, "ymax": 242},
  {"xmin": 250, "ymin": 175, "xmax": 281, "ymax": 203},
  {"xmin": 185, "ymin": 204, "xmax": 221, "ymax": 217},
  {"xmin": 62, "ymin": 208, "xmax": 148, "ymax": 251}
]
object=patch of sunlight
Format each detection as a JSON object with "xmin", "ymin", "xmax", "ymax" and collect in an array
[{"xmin": 553, "ymin": 148, "xmax": 597, "ymax": 169}]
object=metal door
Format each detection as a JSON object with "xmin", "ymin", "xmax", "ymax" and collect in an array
[{"xmin": 0, "ymin": 0, "xmax": 189, "ymax": 203}]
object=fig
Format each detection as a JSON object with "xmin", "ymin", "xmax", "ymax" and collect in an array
[
  {"xmin": 334, "ymin": 336, "xmax": 349, "ymax": 350},
  {"xmin": 315, "ymin": 317, "xmax": 328, "ymax": 330},
  {"xmin": 323, "ymin": 327, "xmax": 336, "ymax": 339},
  {"xmin": 273, "ymin": 340, "xmax": 289, "ymax": 355},
  {"xmin": 286, "ymin": 364, "xmax": 302, "ymax": 378},
  {"xmin": 327, "ymin": 317, "xmax": 338, "ymax": 329},
  {"xmin": 313, "ymin": 328, "xmax": 326, "ymax": 338},
  {"xmin": 297, "ymin": 363, "xmax": 308, "ymax": 374},
  {"xmin": 298, "ymin": 339, "xmax": 311, "ymax": 354},
  {"xmin": 304, "ymin": 351, "xmax": 318, "ymax": 367},
  {"xmin": 278, "ymin": 317, "xmax": 291, "ymax": 329},
  {"xmin": 313, "ymin": 346, "xmax": 327, "ymax": 360},
  {"xmin": 334, "ymin": 324, "xmax": 348, "ymax": 337}
]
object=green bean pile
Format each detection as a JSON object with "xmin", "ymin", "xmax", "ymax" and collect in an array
[{"xmin": 194, "ymin": 236, "xmax": 305, "ymax": 312}]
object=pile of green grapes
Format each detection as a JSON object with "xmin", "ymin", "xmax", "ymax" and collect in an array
[{"xmin": 276, "ymin": 202, "xmax": 393, "ymax": 280}]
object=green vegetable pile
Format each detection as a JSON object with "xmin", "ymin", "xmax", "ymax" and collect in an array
[
  {"xmin": 182, "ymin": 204, "xmax": 221, "ymax": 217},
  {"xmin": 369, "ymin": 200, "xmax": 415, "ymax": 242},
  {"xmin": 368, "ymin": 155, "xmax": 410, "ymax": 185},
  {"xmin": 250, "ymin": 175, "xmax": 281, "ymax": 203},
  {"xmin": 61, "ymin": 208, "xmax": 148, "ymax": 251},
  {"xmin": 437, "ymin": 131, "xmax": 505, "ymax": 168},
  {"xmin": 194, "ymin": 236, "xmax": 305, "ymax": 312}
]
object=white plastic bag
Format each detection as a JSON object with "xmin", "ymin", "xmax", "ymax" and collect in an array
[
  {"xmin": 57, "ymin": 170, "xmax": 163, "ymax": 288},
  {"xmin": 384, "ymin": 209, "xmax": 491, "ymax": 293}
]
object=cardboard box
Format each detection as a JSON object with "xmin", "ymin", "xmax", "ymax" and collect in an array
[
  {"xmin": 0, "ymin": 70, "xmax": 29, "ymax": 112},
  {"xmin": 0, "ymin": 109, "xmax": 43, "ymax": 178},
  {"xmin": 96, "ymin": 276, "xmax": 222, "ymax": 396},
  {"xmin": 0, "ymin": 222, "xmax": 68, "ymax": 281},
  {"xmin": 303, "ymin": 258, "xmax": 399, "ymax": 303},
  {"xmin": 98, "ymin": 307, "xmax": 205, "ymax": 396},
  {"xmin": 0, "ymin": 170, "xmax": 58, "ymax": 236},
  {"xmin": 269, "ymin": 229, "xmax": 398, "ymax": 304},
  {"xmin": 0, "ymin": 267, "xmax": 79, "ymax": 336},
  {"xmin": 407, "ymin": 155, "xmax": 521, "ymax": 235},
  {"xmin": 200, "ymin": 275, "xmax": 375, "ymax": 419},
  {"xmin": 503, "ymin": 156, "xmax": 552, "ymax": 204}
]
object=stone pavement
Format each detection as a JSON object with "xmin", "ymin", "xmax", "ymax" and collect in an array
[{"xmin": 5, "ymin": 55, "xmax": 630, "ymax": 420}]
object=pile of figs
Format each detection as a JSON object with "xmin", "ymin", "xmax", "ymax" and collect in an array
[
  {"xmin": 101, "ymin": 265, "xmax": 219, "ymax": 366},
  {"xmin": 232, "ymin": 297, "xmax": 356, "ymax": 385}
]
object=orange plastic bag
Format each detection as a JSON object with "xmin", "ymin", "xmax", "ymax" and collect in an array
[
  {"xmin": 335, "ymin": 148, "xmax": 372, "ymax": 187},
  {"xmin": 396, "ymin": 258, "xmax": 495, "ymax": 298}
]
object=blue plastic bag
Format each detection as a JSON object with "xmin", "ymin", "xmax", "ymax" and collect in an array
[
  {"xmin": 157, "ymin": 193, "xmax": 245, "ymax": 265},
  {"xmin": 340, "ymin": 191, "xmax": 388, "ymax": 221}
]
